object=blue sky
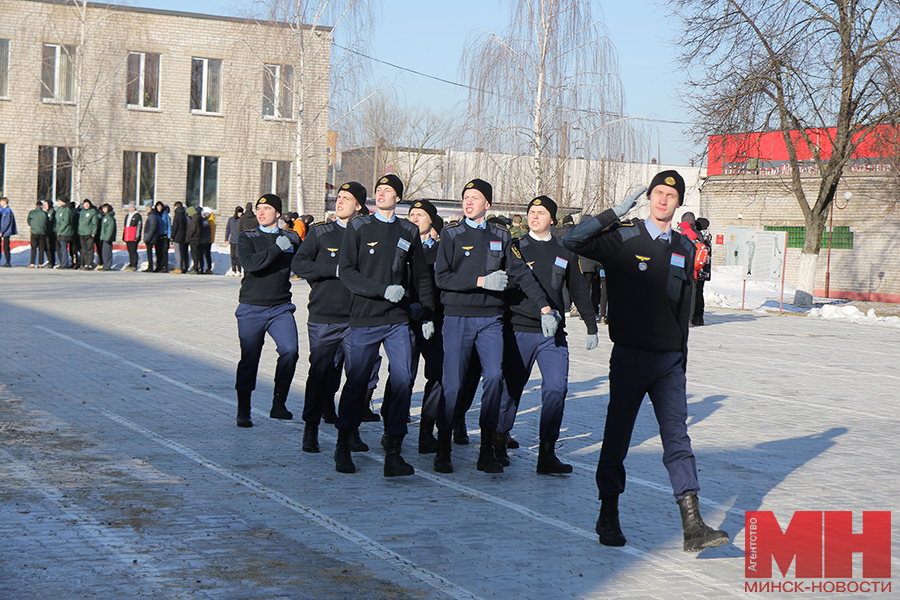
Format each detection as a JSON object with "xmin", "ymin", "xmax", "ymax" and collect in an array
[{"xmin": 127, "ymin": 0, "xmax": 697, "ymax": 165}]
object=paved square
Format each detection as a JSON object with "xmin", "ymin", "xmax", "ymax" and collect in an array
[{"xmin": 1, "ymin": 269, "xmax": 897, "ymax": 599}]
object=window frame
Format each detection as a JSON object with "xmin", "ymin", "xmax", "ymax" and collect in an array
[
  {"xmin": 186, "ymin": 154, "xmax": 219, "ymax": 209},
  {"xmin": 41, "ymin": 43, "xmax": 76, "ymax": 104},
  {"xmin": 190, "ymin": 57, "xmax": 222, "ymax": 115},
  {"xmin": 122, "ymin": 150, "xmax": 157, "ymax": 206},
  {"xmin": 0, "ymin": 39, "xmax": 9, "ymax": 99},
  {"xmin": 37, "ymin": 146, "xmax": 73, "ymax": 203},
  {"xmin": 260, "ymin": 159, "xmax": 291, "ymax": 210},
  {"xmin": 262, "ymin": 63, "xmax": 293, "ymax": 120},
  {"xmin": 126, "ymin": 51, "xmax": 161, "ymax": 110}
]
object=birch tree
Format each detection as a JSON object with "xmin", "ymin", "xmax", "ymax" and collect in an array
[
  {"xmin": 671, "ymin": 0, "xmax": 900, "ymax": 306},
  {"xmin": 459, "ymin": 0, "xmax": 651, "ymax": 204}
]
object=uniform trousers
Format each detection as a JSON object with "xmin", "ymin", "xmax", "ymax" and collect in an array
[
  {"xmin": 154, "ymin": 237, "xmax": 169, "ymax": 271},
  {"xmin": 57, "ymin": 240, "xmax": 73, "ymax": 268},
  {"xmin": 30, "ymin": 234, "xmax": 47, "ymax": 265},
  {"xmin": 80, "ymin": 235, "xmax": 95, "ymax": 267},
  {"xmin": 498, "ymin": 329, "xmax": 569, "ymax": 442},
  {"xmin": 596, "ymin": 345, "xmax": 699, "ymax": 500},
  {"xmin": 234, "ymin": 302, "xmax": 299, "ymax": 391},
  {"xmin": 336, "ymin": 323, "xmax": 412, "ymax": 436},
  {"xmin": 439, "ymin": 315, "xmax": 504, "ymax": 431},
  {"xmin": 47, "ymin": 233, "xmax": 57, "ymax": 266},
  {"xmin": 100, "ymin": 241, "xmax": 113, "ymax": 268},
  {"xmin": 304, "ymin": 323, "xmax": 383, "ymax": 426}
]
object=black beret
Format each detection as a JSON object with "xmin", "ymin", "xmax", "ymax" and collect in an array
[
  {"xmin": 462, "ymin": 178, "xmax": 492, "ymax": 205},
  {"xmin": 256, "ymin": 193, "xmax": 282, "ymax": 214},
  {"xmin": 527, "ymin": 195, "xmax": 558, "ymax": 225},
  {"xmin": 375, "ymin": 174, "xmax": 404, "ymax": 199}
]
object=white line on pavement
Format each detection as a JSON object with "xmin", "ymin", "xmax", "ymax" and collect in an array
[{"xmin": 38, "ymin": 325, "xmax": 749, "ymax": 599}]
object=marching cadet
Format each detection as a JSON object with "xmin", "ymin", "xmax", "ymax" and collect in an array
[
  {"xmin": 563, "ymin": 171, "xmax": 729, "ymax": 552},
  {"xmin": 433, "ymin": 178, "xmax": 559, "ymax": 474},
  {"xmin": 334, "ymin": 174, "xmax": 435, "ymax": 477},
  {"xmin": 498, "ymin": 196, "xmax": 599, "ymax": 474},
  {"xmin": 291, "ymin": 182, "xmax": 368, "ymax": 453},
  {"xmin": 234, "ymin": 194, "xmax": 301, "ymax": 428}
]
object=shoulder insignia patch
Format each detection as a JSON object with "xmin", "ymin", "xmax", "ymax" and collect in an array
[{"xmin": 512, "ymin": 245, "xmax": 522, "ymax": 260}]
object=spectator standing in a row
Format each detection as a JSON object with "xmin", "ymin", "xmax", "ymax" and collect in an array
[
  {"xmin": 171, "ymin": 202, "xmax": 188, "ymax": 273},
  {"xmin": 225, "ymin": 206, "xmax": 244, "ymax": 276},
  {"xmin": 56, "ymin": 198, "xmax": 76, "ymax": 269},
  {"xmin": 122, "ymin": 203, "xmax": 142, "ymax": 271},
  {"xmin": 27, "ymin": 201, "xmax": 49, "ymax": 268},
  {"xmin": 78, "ymin": 199, "xmax": 99, "ymax": 270},
  {"xmin": 143, "ymin": 204, "xmax": 159, "ymax": 272},
  {"xmin": 155, "ymin": 201, "xmax": 171, "ymax": 273},
  {"xmin": 98, "ymin": 204, "xmax": 116, "ymax": 270}
]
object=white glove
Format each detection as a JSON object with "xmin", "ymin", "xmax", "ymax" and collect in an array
[
  {"xmin": 613, "ymin": 186, "xmax": 648, "ymax": 218},
  {"xmin": 275, "ymin": 235, "xmax": 292, "ymax": 251},
  {"xmin": 422, "ymin": 321, "xmax": 435, "ymax": 340},
  {"xmin": 541, "ymin": 310, "xmax": 561, "ymax": 338},
  {"xmin": 410, "ymin": 302, "xmax": 424, "ymax": 320},
  {"xmin": 384, "ymin": 285, "xmax": 404, "ymax": 303},
  {"xmin": 586, "ymin": 333, "xmax": 599, "ymax": 351},
  {"xmin": 482, "ymin": 270, "xmax": 508, "ymax": 291}
]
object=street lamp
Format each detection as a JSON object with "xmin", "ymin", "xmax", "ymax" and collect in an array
[{"xmin": 825, "ymin": 191, "xmax": 852, "ymax": 298}]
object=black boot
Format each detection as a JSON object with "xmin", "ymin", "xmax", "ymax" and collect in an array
[
  {"xmin": 270, "ymin": 380, "xmax": 293, "ymax": 419},
  {"xmin": 334, "ymin": 430, "xmax": 356, "ymax": 473},
  {"xmin": 505, "ymin": 433, "xmax": 520, "ymax": 449},
  {"xmin": 453, "ymin": 416, "xmax": 469, "ymax": 445},
  {"xmin": 383, "ymin": 434, "xmax": 415, "ymax": 477},
  {"xmin": 434, "ymin": 429, "xmax": 453, "ymax": 473},
  {"xmin": 536, "ymin": 441, "xmax": 573, "ymax": 474},
  {"xmin": 236, "ymin": 390, "xmax": 252, "ymax": 428},
  {"xmin": 493, "ymin": 431, "xmax": 510, "ymax": 467},
  {"xmin": 361, "ymin": 388, "xmax": 380, "ymax": 422},
  {"xmin": 322, "ymin": 398, "xmax": 338, "ymax": 424},
  {"xmin": 677, "ymin": 492, "xmax": 729, "ymax": 551},
  {"xmin": 302, "ymin": 423, "xmax": 319, "ymax": 453},
  {"xmin": 476, "ymin": 428, "xmax": 503, "ymax": 473},
  {"xmin": 595, "ymin": 495, "xmax": 626, "ymax": 546},
  {"xmin": 418, "ymin": 415, "xmax": 439, "ymax": 454},
  {"xmin": 350, "ymin": 428, "xmax": 369, "ymax": 452}
]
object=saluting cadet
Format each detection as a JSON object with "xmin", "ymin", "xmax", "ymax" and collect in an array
[
  {"xmin": 291, "ymin": 182, "xmax": 369, "ymax": 453},
  {"xmin": 433, "ymin": 178, "xmax": 559, "ymax": 474},
  {"xmin": 334, "ymin": 174, "xmax": 435, "ymax": 477},
  {"xmin": 498, "ymin": 196, "xmax": 599, "ymax": 474},
  {"xmin": 563, "ymin": 170, "xmax": 729, "ymax": 552},
  {"xmin": 234, "ymin": 194, "xmax": 302, "ymax": 428}
]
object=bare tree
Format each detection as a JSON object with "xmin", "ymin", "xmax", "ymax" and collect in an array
[
  {"xmin": 671, "ymin": 0, "xmax": 900, "ymax": 306},
  {"xmin": 459, "ymin": 0, "xmax": 651, "ymax": 203},
  {"xmin": 341, "ymin": 89, "xmax": 461, "ymax": 198},
  {"xmin": 242, "ymin": 0, "xmax": 378, "ymax": 215}
]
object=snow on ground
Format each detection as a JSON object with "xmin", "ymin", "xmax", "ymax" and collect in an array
[{"xmin": 8, "ymin": 244, "xmax": 900, "ymax": 328}]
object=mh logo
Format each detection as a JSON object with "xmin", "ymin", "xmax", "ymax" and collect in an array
[{"xmin": 745, "ymin": 511, "xmax": 892, "ymax": 578}]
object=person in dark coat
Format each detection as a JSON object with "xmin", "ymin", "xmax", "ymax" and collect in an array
[
  {"xmin": 238, "ymin": 202, "xmax": 256, "ymax": 232},
  {"xmin": 563, "ymin": 170, "xmax": 728, "ymax": 553},
  {"xmin": 55, "ymin": 198, "xmax": 77, "ymax": 269},
  {"xmin": 185, "ymin": 205, "xmax": 204, "ymax": 273},
  {"xmin": 200, "ymin": 207, "xmax": 213, "ymax": 273},
  {"xmin": 142, "ymin": 204, "xmax": 159, "ymax": 272},
  {"xmin": 225, "ymin": 206, "xmax": 244, "ymax": 275},
  {"xmin": 98, "ymin": 203, "xmax": 116, "ymax": 270},
  {"xmin": 170, "ymin": 201, "xmax": 188, "ymax": 273},
  {"xmin": 77, "ymin": 199, "xmax": 100, "ymax": 270},
  {"xmin": 27, "ymin": 201, "xmax": 50, "ymax": 267},
  {"xmin": 122, "ymin": 203, "xmax": 142, "ymax": 271}
]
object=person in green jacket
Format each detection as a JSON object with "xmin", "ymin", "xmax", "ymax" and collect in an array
[
  {"xmin": 27, "ymin": 201, "xmax": 50, "ymax": 267},
  {"xmin": 77, "ymin": 199, "xmax": 100, "ymax": 270},
  {"xmin": 98, "ymin": 203, "xmax": 117, "ymax": 271},
  {"xmin": 55, "ymin": 198, "xmax": 77, "ymax": 269},
  {"xmin": 44, "ymin": 201, "xmax": 58, "ymax": 267}
]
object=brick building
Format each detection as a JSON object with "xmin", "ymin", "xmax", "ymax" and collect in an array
[
  {"xmin": 701, "ymin": 129, "xmax": 900, "ymax": 302},
  {"xmin": 0, "ymin": 0, "xmax": 330, "ymax": 243}
]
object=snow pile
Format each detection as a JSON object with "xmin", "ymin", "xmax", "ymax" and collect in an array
[
  {"xmin": 703, "ymin": 265, "xmax": 803, "ymax": 312},
  {"xmin": 808, "ymin": 304, "xmax": 900, "ymax": 328}
]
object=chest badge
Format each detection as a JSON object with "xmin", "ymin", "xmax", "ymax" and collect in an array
[
  {"xmin": 489, "ymin": 240, "xmax": 502, "ymax": 252},
  {"xmin": 367, "ymin": 241, "xmax": 378, "ymax": 255},
  {"xmin": 463, "ymin": 245, "xmax": 473, "ymax": 257},
  {"xmin": 328, "ymin": 247, "xmax": 338, "ymax": 257},
  {"xmin": 636, "ymin": 255, "xmax": 650, "ymax": 272}
]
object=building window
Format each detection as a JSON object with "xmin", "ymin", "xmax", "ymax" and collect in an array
[
  {"xmin": 186, "ymin": 155, "xmax": 218, "ymax": 209},
  {"xmin": 262, "ymin": 64, "xmax": 293, "ymax": 119},
  {"xmin": 0, "ymin": 39, "xmax": 9, "ymax": 98},
  {"xmin": 190, "ymin": 57, "xmax": 221, "ymax": 113},
  {"xmin": 41, "ymin": 43, "xmax": 75, "ymax": 103},
  {"xmin": 122, "ymin": 151, "xmax": 156, "ymax": 205},
  {"xmin": 260, "ymin": 160, "xmax": 291, "ymax": 207},
  {"xmin": 37, "ymin": 146, "xmax": 73, "ymax": 203},
  {"xmin": 765, "ymin": 225, "xmax": 854, "ymax": 250},
  {"xmin": 126, "ymin": 52, "xmax": 160, "ymax": 108}
]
